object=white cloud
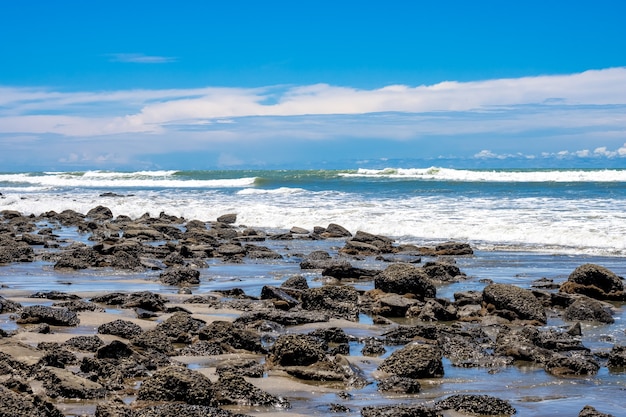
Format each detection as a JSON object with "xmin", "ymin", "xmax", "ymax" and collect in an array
[
  {"xmin": 1, "ymin": 67, "xmax": 625, "ymax": 138},
  {"xmin": 1, "ymin": 67, "xmax": 626, "ymax": 168}
]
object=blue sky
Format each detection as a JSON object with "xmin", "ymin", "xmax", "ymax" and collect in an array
[{"xmin": 1, "ymin": 0, "xmax": 625, "ymax": 171}]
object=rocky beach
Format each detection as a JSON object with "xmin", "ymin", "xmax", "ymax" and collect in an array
[{"xmin": 0, "ymin": 207, "xmax": 624, "ymax": 417}]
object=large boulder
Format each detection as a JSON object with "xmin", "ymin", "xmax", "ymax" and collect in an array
[
  {"xmin": 483, "ymin": 283, "xmax": 546, "ymax": 323},
  {"xmin": 564, "ymin": 296, "xmax": 614, "ymax": 324},
  {"xmin": 607, "ymin": 345, "xmax": 626, "ymax": 368},
  {"xmin": 374, "ymin": 263, "xmax": 436, "ymax": 299},
  {"xmin": 159, "ymin": 266, "xmax": 201, "ymax": 286},
  {"xmin": 98, "ymin": 319, "xmax": 144, "ymax": 339},
  {"xmin": 54, "ymin": 247, "xmax": 102, "ymax": 269},
  {"xmin": 268, "ymin": 334, "xmax": 327, "ymax": 367},
  {"xmin": 213, "ymin": 374, "xmax": 289, "ymax": 407},
  {"xmin": 17, "ymin": 306, "xmax": 79, "ymax": 327},
  {"xmin": 197, "ymin": 321, "xmax": 264, "ymax": 353},
  {"xmin": 38, "ymin": 367, "xmax": 106, "ymax": 399},
  {"xmin": 361, "ymin": 404, "xmax": 439, "ymax": 417},
  {"xmin": 300, "ymin": 285, "xmax": 360, "ymax": 320},
  {"xmin": 136, "ymin": 366, "xmax": 214, "ymax": 405},
  {"xmin": 86, "ymin": 205, "xmax": 114, "ymax": 221},
  {"xmin": 0, "ymin": 385, "xmax": 64, "ymax": 417},
  {"xmin": 578, "ymin": 405, "xmax": 616, "ymax": 417},
  {"xmin": 156, "ymin": 312, "xmax": 206, "ymax": 343},
  {"xmin": 0, "ymin": 295, "xmax": 22, "ymax": 313},
  {"xmin": 560, "ymin": 264, "xmax": 625, "ymax": 301},
  {"xmin": 435, "ymin": 394, "xmax": 516, "ymax": 416},
  {"xmin": 378, "ymin": 342, "xmax": 444, "ymax": 379},
  {"xmin": 0, "ymin": 237, "xmax": 34, "ymax": 263}
]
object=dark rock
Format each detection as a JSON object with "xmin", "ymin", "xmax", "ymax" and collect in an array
[
  {"xmin": 494, "ymin": 326, "xmax": 554, "ymax": 364},
  {"xmin": 375, "ymin": 263, "xmax": 436, "ymax": 299},
  {"xmin": 382, "ymin": 325, "xmax": 439, "ymax": 345},
  {"xmin": 136, "ymin": 365, "xmax": 214, "ymax": 405},
  {"xmin": 132, "ymin": 328, "xmax": 174, "ymax": 354},
  {"xmin": 133, "ymin": 403, "xmax": 247, "ymax": 417},
  {"xmin": 531, "ymin": 277, "xmax": 560, "ymax": 289},
  {"xmin": 361, "ymin": 404, "xmax": 440, "ymax": 417},
  {"xmin": 564, "ymin": 296, "xmax": 614, "ymax": 324},
  {"xmin": 179, "ymin": 340, "xmax": 225, "ymax": 356},
  {"xmin": 416, "ymin": 299, "xmax": 458, "ymax": 322},
  {"xmin": 86, "ymin": 205, "xmax": 114, "ymax": 221},
  {"xmin": 322, "ymin": 263, "xmax": 379, "ymax": 280},
  {"xmin": 309, "ymin": 327, "xmax": 350, "ymax": 355},
  {"xmin": 91, "ymin": 291, "xmax": 168, "ymax": 311},
  {"xmin": 213, "ymin": 373, "xmax": 290, "ymax": 407},
  {"xmin": 422, "ymin": 261, "xmax": 466, "ymax": 283},
  {"xmin": 269, "ymin": 334, "xmax": 327, "ymax": 366},
  {"xmin": 377, "ymin": 375, "xmax": 421, "ymax": 393},
  {"xmin": 322, "ymin": 223, "xmax": 352, "ymax": 238},
  {"xmin": 30, "ymin": 291, "xmax": 81, "ymax": 301},
  {"xmin": 52, "ymin": 300, "xmax": 105, "ymax": 312},
  {"xmin": 234, "ymin": 309, "xmax": 329, "ymax": 327},
  {"xmin": 98, "ymin": 319, "xmax": 144, "ymax": 338},
  {"xmin": 245, "ymin": 244, "xmax": 282, "ymax": 259},
  {"xmin": 54, "ymin": 246, "xmax": 102, "ymax": 269},
  {"xmin": 39, "ymin": 366, "xmax": 107, "ymax": 399},
  {"xmin": 156, "ymin": 311, "xmax": 206, "ymax": 343},
  {"xmin": 279, "ymin": 355, "xmax": 368, "ymax": 388},
  {"xmin": 38, "ymin": 346, "xmax": 77, "ymax": 368},
  {"xmin": 607, "ymin": 345, "xmax": 626, "ymax": 368},
  {"xmin": 281, "ymin": 275, "xmax": 309, "ymax": 290},
  {"xmin": 348, "ymin": 230, "xmax": 395, "ymax": 253},
  {"xmin": 63, "ymin": 335, "xmax": 105, "ymax": 352},
  {"xmin": 96, "ymin": 340, "xmax": 136, "ymax": 360},
  {"xmin": 0, "ymin": 385, "xmax": 64, "ymax": 417},
  {"xmin": 560, "ymin": 263, "xmax": 625, "ymax": 301},
  {"xmin": 438, "ymin": 327, "xmax": 506, "ymax": 368},
  {"xmin": 17, "ymin": 305, "xmax": 79, "ymax": 326},
  {"xmin": 483, "ymin": 283, "xmax": 546, "ymax": 323},
  {"xmin": 159, "ymin": 266, "xmax": 201, "ymax": 286},
  {"xmin": 374, "ymin": 293, "xmax": 421, "ymax": 317},
  {"xmin": 578, "ymin": 405, "xmax": 616, "ymax": 417},
  {"xmin": 361, "ymin": 338, "xmax": 386, "ymax": 356},
  {"xmin": 434, "ymin": 241, "xmax": 473, "ymax": 255},
  {"xmin": 109, "ymin": 250, "xmax": 143, "ymax": 270},
  {"xmin": 290, "ymin": 226, "xmax": 309, "ymax": 234},
  {"xmin": 198, "ymin": 320, "xmax": 264, "ymax": 353},
  {"xmin": 0, "ymin": 295, "xmax": 22, "ymax": 313},
  {"xmin": 20, "ymin": 233, "xmax": 46, "ymax": 245},
  {"xmin": 95, "ymin": 399, "xmax": 134, "ymax": 417},
  {"xmin": 260, "ymin": 285, "xmax": 300, "ymax": 309},
  {"xmin": 217, "ymin": 213, "xmax": 237, "ymax": 224},
  {"xmin": 378, "ymin": 343, "xmax": 444, "ymax": 378},
  {"xmin": 215, "ymin": 359, "xmax": 264, "ymax": 378},
  {"xmin": 0, "ymin": 237, "xmax": 34, "ymax": 263},
  {"xmin": 301, "ymin": 285, "xmax": 360, "ymax": 320},
  {"xmin": 545, "ymin": 352, "xmax": 600, "ymax": 376},
  {"xmin": 435, "ymin": 394, "xmax": 516, "ymax": 416}
]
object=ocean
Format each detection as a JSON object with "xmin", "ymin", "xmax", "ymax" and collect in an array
[
  {"xmin": 1, "ymin": 167, "xmax": 625, "ymax": 416},
  {"xmin": 2, "ymin": 167, "xmax": 626, "ymax": 256}
]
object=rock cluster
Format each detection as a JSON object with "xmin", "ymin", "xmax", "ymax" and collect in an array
[{"xmin": 0, "ymin": 208, "xmax": 622, "ymax": 417}]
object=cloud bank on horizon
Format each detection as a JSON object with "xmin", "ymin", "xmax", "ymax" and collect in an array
[{"xmin": 1, "ymin": 67, "xmax": 626, "ymax": 170}]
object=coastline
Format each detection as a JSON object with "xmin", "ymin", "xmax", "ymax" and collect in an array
[{"xmin": 0, "ymin": 207, "xmax": 624, "ymax": 416}]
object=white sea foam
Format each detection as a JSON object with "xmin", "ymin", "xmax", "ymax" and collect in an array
[
  {"xmin": 343, "ymin": 167, "xmax": 626, "ymax": 182},
  {"xmin": 3, "ymin": 168, "xmax": 626, "ymax": 256},
  {"xmin": 237, "ymin": 187, "xmax": 307, "ymax": 195},
  {"xmin": 3, "ymin": 186, "xmax": 624, "ymax": 256},
  {"xmin": 0, "ymin": 172, "xmax": 257, "ymax": 189}
]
